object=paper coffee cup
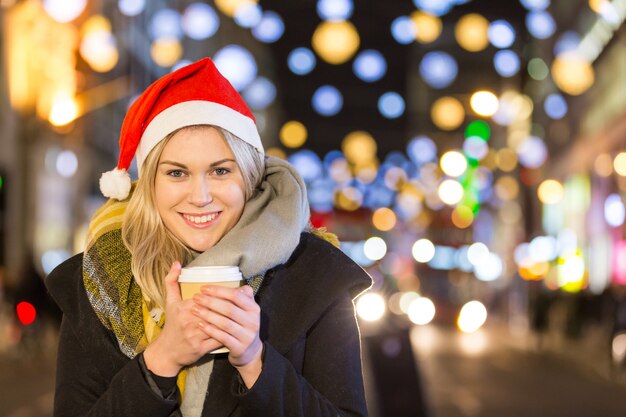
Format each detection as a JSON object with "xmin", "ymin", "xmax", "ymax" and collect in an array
[{"xmin": 179, "ymin": 266, "xmax": 243, "ymax": 354}]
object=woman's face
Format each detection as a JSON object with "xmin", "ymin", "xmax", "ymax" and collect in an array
[{"xmin": 154, "ymin": 126, "xmax": 246, "ymax": 252}]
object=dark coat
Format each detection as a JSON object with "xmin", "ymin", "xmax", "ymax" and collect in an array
[{"xmin": 46, "ymin": 232, "xmax": 371, "ymax": 417}]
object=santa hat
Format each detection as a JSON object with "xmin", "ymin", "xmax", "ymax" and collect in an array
[{"xmin": 99, "ymin": 57, "xmax": 263, "ymax": 200}]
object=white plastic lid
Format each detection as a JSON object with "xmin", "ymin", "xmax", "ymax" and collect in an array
[{"xmin": 178, "ymin": 266, "xmax": 242, "ymax": 283}]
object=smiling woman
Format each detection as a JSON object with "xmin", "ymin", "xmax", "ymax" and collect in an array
[{"xmin": 44, "ymin": 57, "xmax": 371, "ymax": 417}]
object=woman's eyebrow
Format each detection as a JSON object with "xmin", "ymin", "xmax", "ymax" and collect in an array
[{"xmin": 158, "ymin": 158, "xmax": 236, "ymax": 168}]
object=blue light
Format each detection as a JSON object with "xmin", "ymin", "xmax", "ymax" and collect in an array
[
  {"xmin": 149, "ymin": 8, "xmax": 183, "ymax": 40},
  {"xmin": 289, "ymin": 150, "xmax": 323, "ymax": 183},
  {"xmin": 251, "ymin": 11, "xmax": 284, "ymax": 43},
  {"xmin": 309, "ymin": 178, "xmax": 336, "ymax": 212},
  {"xmin": 605, "ymin": 194, "xmax": 625, "ymax": 227},
  {"xmin": 323, "ymin": 150, "xmax": 345, "ymax": 169},
  {"xmin": 213, "ymin": 45, "xmax": 257, "ymax": 91},
  {"xmin": 242, "ymin": 76, "xmax": 276, "ymax": 110},
  {"xmin": 234, "ymin": 3, "xmax": 262, "ymax": 28},
  {"xmin": 517, "ymin": 136, "xmax": 547, "ymax": 169},
  {"xmin": 526, "ymin": 11, "xmax": 556, "ymax": 40},
  {"xmin": 118, "ymin": 0, "xmax": 145, "ymax": 16},
  {"xmin": 407, "ymin": 136, "xmax": 437, "ymax": 165},
  {"xmin": 554, "ymin": 31, "xmax": 580, "ymax": 56},
  {"xmin": 312, "ymin": 85, "xmax": 343, "ymax": 116},
  {"xmin": 463, "ymin": 136, "xmax": 489, "ymax": 161},
  {"xmin": 288, "ymin": 47, "xmax": 316, "ymax": 75},
  {"xmin": 413, "ymin": 0, "xmax": 453, "ymax": 16},
  {"xmin": 391, "ymin": 16, "xmax": 416, "ymax": 45},
  {"xmin": 317, "ymin": 0, "xmax": 353, "ymax": 21},
  {"xmin": 520, "ymin": 0, "xmax": 550, "ymax": 10},
  {"xmin": 353, "ymin": 50, "xmax": 387, "ymax": 82},
  {"xmin": 428, "ymin": 245, "xmax": 457, "ymax": 270},
  {"xmin": 182, "ymin": 3, "xmax": 219, "ymax": 40},
  {"xmin": 544, "ymin": 93, "xmax": 568, "ymax": 119},
  {"xmin": 363, "ymin": 183, "xmax": 396, "ymax": 209},
  {"xmin": 378, "ymin": 92, "xmax": 405, "ymax": 119},
  {"xmin": 488, "ymin": 20, "xmax": 516, "ymax": 49},
  {"xmin": 419, "ymin": 51, "xmax": 458, "ymax": 89},
  {"xmin": 493, "ymin": 50, "xmax": 520, "ymax": 77}
]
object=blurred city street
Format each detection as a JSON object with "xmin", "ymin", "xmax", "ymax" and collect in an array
[{"xmin": 3, "ymin": 322, "xmax": 626, "ymax": 417}]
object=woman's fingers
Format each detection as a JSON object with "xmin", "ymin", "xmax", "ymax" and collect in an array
[{"xmin": 164, "ymin": 261, "xmax": 182, "ymax": 306}]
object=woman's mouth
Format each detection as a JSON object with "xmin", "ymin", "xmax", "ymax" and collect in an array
[{"xmin": 181, "ymin": 212, "xmax": 220, "ymax": 227}]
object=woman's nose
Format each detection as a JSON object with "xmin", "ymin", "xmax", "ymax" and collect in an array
[{"xmin": 189, "ymin": 177, "xmax": 213, "ymax": 206}]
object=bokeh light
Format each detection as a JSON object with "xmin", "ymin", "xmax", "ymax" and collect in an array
[
  {"xmin": 407, "ymin": 136, "xmax": 437, "ymax": 165},
  {"xmin": 317, "ymin": 0, "xmax": 353, "ymax": 21},
  {"xmin": 182, "ymin": 3, "xmax": 219, "ymax": 40},
  {"xmin": 440, "ymin": 151, "xmax": 467, "ymax": 177},
  {"xmin": 149, "ymin": 8, "xmax": 183, "ymax": 40},
  {"xmin": 353, "ymin": 50, "xmax": 387, "ymax": 82},
  {"xmin": 118, "ymin": 0, "xmax": 145, "ymax": 16},
  {"xmin": 407, "ymin": 297, "xmax": 436, "ymax": 325},
  {"xmin": 412, "ymin": 238, "xmax": 436, "ymax": 263},
  {"xmin": 251, "ymin": 11, "xmax": 285, "ymax": 43},
  {"xmin": 411, "ymin": 11, "xmax": 443, "ymax": 43},
  {"xmin": 551, "ymin": 52, "xmax": 595, "ymax": 96},
  {"xmin": 312, "ymin": 85, "xmax": 343, "ymax": 116},
  {"xmin": 234, "ymin": 3, "xmax": 262, "ymax": 27},
  {"xmin": 44, "ymin": 0, "xmax": 87, "ymax": 23},
  {"xmin": 605, "ymin": 194, "xmax": 625, "ymax": 227},
  {"xmin": 438, "ymin": 179, "xmax": 464, "ymax": 205},
  {"xmin": 494, "ymin": 50, "xmax": 521, "ymax": 77},
  {"xmin": 488, "ymin": 19, "xmax": 516, "ymax": 48},
  {"xmin": 372, "ymin": 208, "xmax": 397, "ymax": 231},
  {"xmin": 391, "ymin": 16, "xmax": 416, "ymax": 44},
  {"xmin": 544, "ymin": 93, "xmax": 568, "ymax": 119},
  {"xmin": 242, "ymin": 76, "xmax": 276, "ymax": 110},
  {"xmin": 455, "ymin": 13, "xmax": 489, "ymax": 52},
  {"xmin": 614, "ymin": 152, "xmax": 626, "ymax": 176},
  {"xmin": 280, "ymin": 120, "xmax": 308, "ymax": 148},
  {"xmin": 312, "ymin": 20, "xmax": 360, "ymax": 64},
  {"xmin": 419, "ymin": 51, "xmax": 458, "ymax": 89},
  {"xmin": 364, "ymin": 237, "xmax": 388, "ymax": 261},
  {"xmin": 213, "ymin": 45, "xmax": 257, "ymax": 91},
  {"xmin": 526, "ymin": 10, "xmax": 556, "ymax": 39},
  {"xmin": 288, "ymin": 150, "xmax": 323, "ymax": 182},
  {"xmin": 528, "ymin": 57, "xmax": 550, "ymax": 80},
  {"xmin": 465, "ymin": 120, "xmax": 491, "ymax": 140},
  {"xmin": 538, "ymin": 179, "xmax": 564, "ymax": 204},
  {"xmin": 457, "ymin": 301, "xmax": 488, "ymax": 333},
  {"xmin": 516, "ymin": 136, "xmax": 548, "ymax": 169},
  {"xmin": 288, "ymin": 47, "xmax": 316, "ymax": 75},
  {"xmin": 431, "ymin": 96, "xmax": 465, "ymax": 130},
  {"xmin": 378, "ymin": 92, "xmax": 405, "ymax": 118},
  {"xmin": 356, "ymin": 292, "xmax": 386, "ymax": 321},
  {"xmin": 214, "ymin": 0, "xmax": 258, "ymax": 17},
  {"xmin": 470, "ymin": 91, "xmax": 499, "ymax": 117},
  {"xmin": 342, "ymin": 131, "xmax": 377, "ymax": 165}
]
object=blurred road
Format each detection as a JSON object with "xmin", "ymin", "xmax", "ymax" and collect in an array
[
  {"xmin": 3, "ymin": 324, "xmax": 626, "ymax": 417},
  {"xmin": 411, "ymin": 325, "xmax": 626, "ymax": 417}
]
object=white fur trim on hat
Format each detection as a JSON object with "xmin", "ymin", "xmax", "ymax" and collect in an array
[
  {"xmin": 135, "ymin": 100, "xmax": 262, "ymax": 172},
  {"xmin": 100, "ymin": 168, "xmax": 132, "ymax": 200}
]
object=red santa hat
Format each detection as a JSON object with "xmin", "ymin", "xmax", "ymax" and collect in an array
[{"xmin": 99, "ymin": 57, "xmax": 263, "ymax": 200}]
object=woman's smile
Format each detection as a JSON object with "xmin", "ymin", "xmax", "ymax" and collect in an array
[{"xmin": 154, "ymin": 126, "xmax": 246, "ymax": 252}]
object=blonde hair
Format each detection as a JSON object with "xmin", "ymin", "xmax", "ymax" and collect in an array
[{"xmin": 122, "ymin": 125, "xmax": 264, "ymax": 309}]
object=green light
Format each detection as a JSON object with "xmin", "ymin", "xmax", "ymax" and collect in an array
[{"xmin": 465, "ymin": 121, "xmax": 490, "ymax": 141}]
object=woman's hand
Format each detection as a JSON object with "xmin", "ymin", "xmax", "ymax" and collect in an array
[
  {"xmin": 143, "ymin": 261, "xmax": 221, "ymax": 377},
  {"xmin": 192, "ymin": 284, "xmax": 264, "ymax": 387}
]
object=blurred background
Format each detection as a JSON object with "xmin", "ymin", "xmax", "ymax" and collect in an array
[{"xmin": 1, "ymin": 0, "xmax": 626, "ymax": 416}]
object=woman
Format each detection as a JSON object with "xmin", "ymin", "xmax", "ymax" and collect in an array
[{"xmin": 46, "ymin": 57, "xmax": 371, "ymax": 417}]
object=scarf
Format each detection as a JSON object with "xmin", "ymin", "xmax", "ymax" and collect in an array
[{"xmin": 82, "ymin": 155, "xmax": 310, "ymax": 414}]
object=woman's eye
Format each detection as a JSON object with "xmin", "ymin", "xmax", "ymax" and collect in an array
[
  {"xmin": 214, "ymin": 168, "xmax": 230, "ymax": 176},
  {"xmin": 167, "ymin": 170, "xmax": 185, "ymax": 178}
]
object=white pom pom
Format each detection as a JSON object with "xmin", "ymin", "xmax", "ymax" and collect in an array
[{"xmin": 99, "ymin": 168, "xmax": 132, "ymax": 200}]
